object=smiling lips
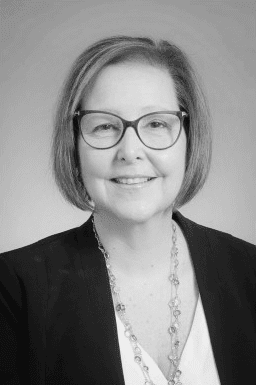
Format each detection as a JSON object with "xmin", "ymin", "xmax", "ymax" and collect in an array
[{"xmin": 111, "ymin": 177, "xmax": 156, "ymax": 185}]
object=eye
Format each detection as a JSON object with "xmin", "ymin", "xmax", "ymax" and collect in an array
[
  {"xmin": 145, "ymin": 119, "xmax": 169, "ymax": 130},
  {"xmin": 93, "ymin": 124, "xmax": 120, "ymax": 132},
  {"xmin": 148, "ymin": 120, "xmax": 167, "ymax": 128},
  {"xmin": 90, "ymin": 123, "xmax": 122, "ymax": 138}
]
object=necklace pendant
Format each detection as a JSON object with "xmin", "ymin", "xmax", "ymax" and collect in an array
[
  {"xmin": 168, "ymin": 378, "xmax": 182, "ymax": 385},
  {"xmin": 116, "ymin": 302, "xmax": 126, "ymax": 312},
  {"xmin": 168, "ymin": 356, "xmax": 178, "ymax": 366}
]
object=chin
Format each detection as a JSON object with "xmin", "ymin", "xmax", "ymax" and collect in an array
[{"xmin": 101, "ymin": 201, "xmax": 173, "ymax": 224}]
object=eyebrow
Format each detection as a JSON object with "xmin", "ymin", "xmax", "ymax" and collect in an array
[{"xmin": 90, "ymin": 105, "xmax": 174, "ymax": 115}]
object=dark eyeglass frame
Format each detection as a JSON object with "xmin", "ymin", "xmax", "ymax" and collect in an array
[{"xmin": 74, "ymin": 110, "xmax": 188, "ymax": 150}]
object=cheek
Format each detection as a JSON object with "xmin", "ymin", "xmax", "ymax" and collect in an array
[
  {"xmin": 159, "ymin": 132, "xmax": 187, "ymax": 177},
  {"xmin": 78, "ymin": 152, "xmax": 102, "ymax": 200},
  {"xmin": 78, "ymin": 141, "xmax": 109, "ymax": 184},
  {"xmin": 78, "ymin": 142, "xmax": 96, "ymax": 182}
]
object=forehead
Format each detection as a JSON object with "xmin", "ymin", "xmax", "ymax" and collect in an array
[{"xmin": 81, "ymin": 61, "xmax": 179, "ymax": 114}]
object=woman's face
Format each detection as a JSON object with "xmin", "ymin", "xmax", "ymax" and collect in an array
[{"xmin": 78, "ymin": 61, "xmax": 187, "ymax": 223}]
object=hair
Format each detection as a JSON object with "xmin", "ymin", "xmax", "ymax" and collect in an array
[{"xmin": 52, "ymin": 35, "xmax": 212, "ymax": 211}]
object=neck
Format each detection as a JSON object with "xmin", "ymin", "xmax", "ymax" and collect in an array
[{"xmin": 93, "ymin": 210, "xmax": 175, "ymax": 277}]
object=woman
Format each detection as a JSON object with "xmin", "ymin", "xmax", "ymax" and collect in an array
[{"xmin": 0, "ymin": 36, "xmax": 255, "ymax": 385}]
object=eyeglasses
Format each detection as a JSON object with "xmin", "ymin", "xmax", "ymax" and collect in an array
[{"xmin": 74, "ymin": 110, "xmax": 188, "ymax": 150}]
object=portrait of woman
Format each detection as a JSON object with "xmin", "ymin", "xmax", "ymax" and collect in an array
[{"xmin": 0, "ymin": 2, "xmax": 255, "ymax": 385}]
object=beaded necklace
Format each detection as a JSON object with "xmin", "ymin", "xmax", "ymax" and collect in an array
[{"xmin": 92, "ymin": 217, "xmax": 182, "ymax": 385}]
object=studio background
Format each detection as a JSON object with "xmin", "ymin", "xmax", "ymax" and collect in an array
[{"xmin": 1, "ymin": 0, "xmax": 255, "ymax": 253}]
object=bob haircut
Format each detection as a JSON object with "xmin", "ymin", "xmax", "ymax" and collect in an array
[{"xmin": 52, "ymin": 35, "xmax": 211, "ymax": 211}]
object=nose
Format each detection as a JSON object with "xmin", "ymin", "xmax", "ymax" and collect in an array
[{"xmin": 116, "ymin": 125, "xmax": 144, "ymax": 163}]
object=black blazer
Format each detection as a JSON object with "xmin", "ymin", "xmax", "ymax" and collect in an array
[{"xmin": 0, "ymin": 212, "xmax": 255, "ymax": 385}]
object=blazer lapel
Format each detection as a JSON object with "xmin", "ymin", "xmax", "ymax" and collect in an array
[
  {"xmin": 76, "ymin": 215, "xmax": 125, "ymax": 385},
  {"xmin": 174, "ymin": 211, "xmax": 247, "ymax": 385}
]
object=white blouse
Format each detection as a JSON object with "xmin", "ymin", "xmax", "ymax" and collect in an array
[{"xmin": 115, "ymin": 295, "xmax": 221, "ymax": 385}]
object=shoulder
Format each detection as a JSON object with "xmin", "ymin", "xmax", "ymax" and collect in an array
[
  {"xmin": 196, "ymin": 219, "xmax": 255, "ymax": 254},
  {"xmin": 0, "ymin": 217, "xmax": 94, "ymax": 278},
  {"xmin": 198, "ymin": 221, "xmax": 256, "ymax": 276},
  {"xmin": 195, "ymin": 219, "xmax": 255, "ymax": 260},
  {"xmin": 1, "ymin": 226, "xmax": 78, "ymax": 257},
  {"xmin": 0, "ymin": 218, "xmax": 94, "ymax": 314},
  {"xmin": 175, "ymin": 212, "xmax": 256, "ymax": 315},
  {"xmin": 176, "ymin": 211, "xmax": 255, "ymax": 254},
  {"xmin": 175, "ymin": 211, "xmax": 256, "ymax": 275}
]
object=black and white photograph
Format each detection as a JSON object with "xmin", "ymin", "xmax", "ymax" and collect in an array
[{"xmin": 1, "ymin": 1, "xmax": 255, "ymax": 384}]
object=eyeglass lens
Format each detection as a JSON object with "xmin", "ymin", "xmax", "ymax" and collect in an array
[{"xmin": 80, "ymin": 112, "xmax": 181, "ymax": 149}]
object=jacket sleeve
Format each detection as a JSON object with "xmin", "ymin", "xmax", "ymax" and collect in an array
[{"xmin": 0, "ymin": 253, "xmax": 24, "ymax": 384}]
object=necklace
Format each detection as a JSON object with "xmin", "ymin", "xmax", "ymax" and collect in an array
[{"xmin": 92, "ymin": 217, "xmax": 182, "ymax": 385}]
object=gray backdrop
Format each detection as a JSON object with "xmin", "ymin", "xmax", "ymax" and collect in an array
[{"xmin": 1, "ymin": 0, "xmax": 255, "ymax": 252}]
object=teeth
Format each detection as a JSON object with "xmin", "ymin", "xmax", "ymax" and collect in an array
[{"xmin": 114, "ymin": 177, "xmax": 152, "ymax": 184}]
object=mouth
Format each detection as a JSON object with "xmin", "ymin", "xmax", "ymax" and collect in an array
[{"xmin": 110, "ymin": 177, "xmax": 156, "ymax": 185}]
